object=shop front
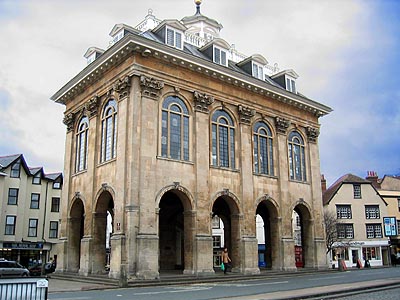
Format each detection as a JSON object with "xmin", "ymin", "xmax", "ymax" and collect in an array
[
  {"xmin": 331, "ymin": 241, "xmax": 390, "ymax": 268},
  {"xmin": 0, "ymin": 242, "xmax": 51, "ymax": 268}
]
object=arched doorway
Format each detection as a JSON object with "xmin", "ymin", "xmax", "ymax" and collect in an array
[
  {"xmin": 212, "ymin": 195, "xmax": 240, "ymax": 272},
  {"xmin": 293, "ymin": 203, "xmax": 313, "ymax": 268},
  {"xmin": 92, "ymin": 191, "xmax": 114, "ymax": 274},
  {"xmin": 68, "ymin": 199, "xmax": 84, "ymax": 272},
  {"xmin": 256, "ymin": 199, "xmax": 279, "ymax": 269},
  {"xmin": 158, "ymin": 190, "xmax": 193, "ymax": 273}
]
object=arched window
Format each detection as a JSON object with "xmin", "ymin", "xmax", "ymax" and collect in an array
[
  {"xmin": 161, "ymin": 96, "xmax": 190, "ymax": 161},
  {"xmin": 288, "ymin": 131, "xmax": 306, "ymax": 181},
  {"xmin": 101, "ymin": 99, "xmax": 117, "ymax": 162},
  {"xmin": 211, "ymin": 109, "xmax": 235, "ymax": 168},
  {"xmin": 253, "ymin": 122, "xmax": 274, "ymax": 175},
  {"xmin": 76, "ymin": 116, "xmax": 89, "ymax": 172}
]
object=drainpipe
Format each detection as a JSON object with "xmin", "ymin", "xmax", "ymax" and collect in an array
[{"xmin": 42, "ymin": 181, "xmax": 49, "ymax": 245}]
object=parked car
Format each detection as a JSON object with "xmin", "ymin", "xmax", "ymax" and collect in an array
[
  {"xmin": 0, "ymin": 260, "xmax": 30, "ymax": 277},
  {"xmin": 28, "ymin": 262, "xmax": 56, "ymax": 276}
]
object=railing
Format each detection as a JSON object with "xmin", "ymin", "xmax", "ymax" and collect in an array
[{"xmin": 0, "ymin": 278, "xmax": 48, "ymax": 300}]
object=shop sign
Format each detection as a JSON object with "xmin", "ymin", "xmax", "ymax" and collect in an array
[
  {"xmin": 383, "ymin": 217, "xmax": 397, "ymax": 236},
  {"xmin": 3, "ymin": 242, "xmax": 44, "ymax": 250}
]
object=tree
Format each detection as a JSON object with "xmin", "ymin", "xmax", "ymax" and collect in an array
[{"xmin": 324, "ymin": 210, "xmax": 339, "ymax": 254}]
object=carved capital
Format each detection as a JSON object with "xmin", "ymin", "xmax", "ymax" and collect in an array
[
  {"xmin": 113, "ymin": 76, "xmax": 132, "ymax": 99},
  {"xmin": 274, "ymin": 116, "xmax": 290, "ymax": 134},
  {"xmin": 238, "ymin": 105, "xmax": 255, "ymax": 125},
  {"xmin": 140, "ymin": 75, "xmax": 164, "ymax": 99},
  {"xmin": 306, "ymin": 126, "xmax": 320, "ymax": 143},
  {"xmin": 85, "ymin": 95, "xmax": 99, "ymax": 117},
  {"xmin": 193, "ymin": 91, "xmax": 214, "ymax": 113},
  {"xmin": 63, "ymin": 112, "xmax": 75, "ymax": 132}
]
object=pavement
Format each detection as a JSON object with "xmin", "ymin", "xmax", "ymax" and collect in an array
[{"xmin": 45, "ymin": 268, "xmax": 400, "ymax": 299}]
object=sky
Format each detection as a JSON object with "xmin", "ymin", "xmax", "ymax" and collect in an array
[{"xmin": 0, "ymin": 0, "xmax": 399, "ymax": 186}]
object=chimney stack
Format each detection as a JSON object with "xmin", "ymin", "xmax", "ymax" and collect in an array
[
  {"xmin": 366, "ymin": 171, "xmax": 380, "ymax": 189},
  {"xmin": 321, "ymin": 174, "xmax": 327, "ymax": 193}
]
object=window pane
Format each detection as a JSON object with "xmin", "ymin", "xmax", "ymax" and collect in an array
[
  {"xmin": 219, "ymin": 126, "xmax": 229, "ymax": 167},
  {"xmin": 8, "ymin": 188, "xmax": 18, "ymax": 205},
  {"xmin": 175, "ymin": 32, "xmax": 182, "ymax": 48},
  {"xmin": 167, "ymin": 28, "xmax": 174, "ymax": 46}
]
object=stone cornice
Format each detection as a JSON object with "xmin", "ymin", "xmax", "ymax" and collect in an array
[{"xmin": 51, "ymin": 33, "xmax": 332, "ymax": 118}]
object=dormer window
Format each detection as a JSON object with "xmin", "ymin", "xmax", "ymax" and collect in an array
[
  {"xmin": 252, "ymin": 62, "xmax": 264, "ymax": 80},
  {"xmin": 113, "ymin": 29, "xmax": 124, "ymax": 44},
  {"xmin": 271, "ymin": 69, "xmax": 299, "ymax": 94},
  {"xmin": 286, "ymin": 77, "xmax": 296, "ymax": 93},
  {"xmin": 166, "ymin": 27, "xmax": 183, "ymax": 49},
  {"xmin": 32, "ymin": 173, "xmax": 41, "ymax": 185},
  {"xmin": 214, "ymin": 46, "xmax": 227, "ymax": 66},
  {"xmin": 84, "ymin": 47, "xmax": 104, "ymax": 65}
]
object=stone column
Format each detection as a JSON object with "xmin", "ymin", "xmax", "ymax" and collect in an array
[
  {"xmin": 60, "ymin": 112, "xmax": 76, "ymax": 272},
  {"xmin": 274, "ymin": 116, "xmax": 295, "ymax": 271},
  {"xmin": 306, "ymin": 126, "xmax": 328, "ymax": 269},
  {"xmin": 193, "ymin": 91, "xmax": 214, "ymax": 275},
  {"xmin": 237, "ymin": 105, "xmax": 258, "ymax": 274},
  {"xmin": 91, "ymin": 212, "xmax": 108, "ymax": 274},
  {"xmin": 241, "ymin": 236, "xmax": 260, "ymax": 274},
  {"xmin": 183, "ymin": 210, "xmax": 196, "ymax": 274},
  {"xmin": 230, "ymin": 214, "xmax": 242, "ymax": 272},
  {"xmin": 79, "ymin": 236, "xmax": 93, "ymax": 276},
  {"xmin": 109, "ymin": 75, "xmax": 132, "ymax": 278},
  {"xmin": 135, "ymin": 75, "xmax": 164, "ymax": 279}
]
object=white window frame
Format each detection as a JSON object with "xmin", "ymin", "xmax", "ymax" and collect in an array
[
  {"xmin": 252, "ymin": 62, "xmax": 264, "ymax": 80},
  {"xmin": 213, "ymin": 46, "xmax": 227, "ymax": 66},
  {"xmin": 285, "ymin": 76, "xmax": 296, "ymax": 93},
  {"xmin": 165, "ymin": 26, "xmax": 183, "ymax": 50},
  {"xmin": 112, "ymin": 29, "xmax": 124, "ymax": 44}
]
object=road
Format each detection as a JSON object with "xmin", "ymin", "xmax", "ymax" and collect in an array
[{"xmin": 48, "ymin": 267, "xmax": 400, "ymax": 300}]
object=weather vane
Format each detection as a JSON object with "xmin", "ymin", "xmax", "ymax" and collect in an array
[{"xmin": 195, "ymin": 0, "xmax": 202, "ymax": 15}]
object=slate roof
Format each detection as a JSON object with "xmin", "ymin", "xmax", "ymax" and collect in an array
[
  {"xmin": 0, "ymin": 154, "xmax": 62, "ymax": 181},
  {"xmin": 45, "ymin": 172, "xmax": 63, "ymax": 181},
  {"xmin": 0, "ymin": 154, "xmax": 21, "ymax": 168},
  {"xmin": 322, "ymin": 173, "xmax": 371, "ymax": 205}
]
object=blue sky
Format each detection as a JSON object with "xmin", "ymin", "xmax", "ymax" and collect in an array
[{"xmin": 0, "ymin": 0, "xmax": 399, "ymax": 186}]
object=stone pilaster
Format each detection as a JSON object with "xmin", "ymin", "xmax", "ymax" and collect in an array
[
  {"xmin": 136, "ymin": 234, "xmax": 160, "ymax": 279},
  {"xmin": 53, "ymin": 237, "xmax": 68, "ymax": 273},
  {"xmin": 281, "ymin": 237, "xmax": 296, "ymax": 271},
  {"xmin": 194, "ymin": 234, "xmax": 215, "ymax": 276},
  {"xmin": 78, "ymin": 236, "xmax": 93, "ymax": 276},
  {"xmin": 241, "ymin": 236, "xmax": 260, "ymax": 275},
  {"xmin": 109, "ymin": 233, "xmax": 126, "ymax": 280}
]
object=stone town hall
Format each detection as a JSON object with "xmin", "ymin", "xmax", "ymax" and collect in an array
[{"xmin": 51, "ymin": 1, "xmax": 332, "ymax": 279}]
